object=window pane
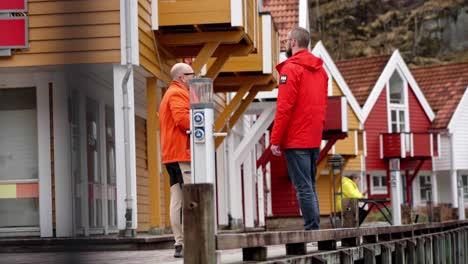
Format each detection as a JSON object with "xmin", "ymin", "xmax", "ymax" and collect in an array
[
  {"xmin": 390, "ymin": 71, "xmax": 404, "ymax": 104},
  {"xmin": 0, "ymin": 88, "xmax": 38, "ymax": 181},
  {"xmin": 381, "ymin": 176, "xmax": 387, "ymax": 186},
  {"xmin": 0, "ymin": 198, "xmax": 39, "ymax": 227},
  {"xmin": 373, "ymin": 177, "xmax": 379, "ymax": 187}
]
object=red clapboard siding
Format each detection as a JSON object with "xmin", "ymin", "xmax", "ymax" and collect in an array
[
  {"xmin": 364, "ymin": 88, "xmax": 388, "ymax": 170},
  {"xmin": 408, "ymin": 86, "xmax": 432, "ymax": 170}
]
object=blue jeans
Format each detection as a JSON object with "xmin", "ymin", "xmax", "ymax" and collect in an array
[{"xmin": 285, "ymin": 148, "xmax": 320, "ymax": 230}]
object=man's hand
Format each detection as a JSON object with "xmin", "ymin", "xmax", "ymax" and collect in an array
[{"xmin": 271, "ymin": 144, "xmax": 281, "ymax": 156}]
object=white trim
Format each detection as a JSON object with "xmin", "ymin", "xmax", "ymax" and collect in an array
[
  {"xmin": 430, "ymin": 133, "xmax": 434, "ymax": 157},
  {"xmin": 379, "ymin": 134, "xmax": 383, "ymax": 159},
  {"xmin": 323, "ymin": 65, "xmax": 333, "ymax": 96},
  {"xmin": 52, "ymin": 73, "xmax": 73, "ymax": 237},
  {"xmin": 261, "ymin": 14, "xmax": 273, "ymax": 74},
  {"xmin": 341, "ymin": 96, "xmax": 348, "ymax": 132},
  {"xmin": 113, "ymin": 64, "xmax": 138, "ymax": 230},
  {"xmin": 151, "ymin": 0, "xmax": 159, "ymax": 30},
  {"xmin": 130, "ymin": 0, "xmax": 139, "ymax": 65},
  {"xmin": 257, "ymin": 166, "xmax": 265, "ymax": 227},
  {"xmin": 354, "ymin": 130, "xmax": 358, "ymax": 155},
  {"xmin": 362, "ymin": 50, "xmax": 435, "ymax": 122},
  {"xmin": 311, "ymin": 41, "xmax": 364, "ymax": 123},
  {"xmin": 298, "ymin": 0, "xmax": 309, "ymax": 29},
  {"xmin": 34, "ymin": 73, "xmax": 53, "ymax": 238},
  {"xmin": 363, "ymin": 131, "xmax": 368, "ymax": 157},
  {"xmin": 410, "ymin": 133, "xmax": 414, "ymax": 157},
  {"xmin": 120, "ymin": 0, "xmax": 139, "ymax": 65},
  {"xmin": 120, "ymin": 0, "xmax": 126, "ymax": 65},
  {"xmin": 230, "ymin": 0, "xmax": 243, "ymax": 26},
  {"xmin": 400, "ymin": 133, "xmax": 406, "ymax": 158},
  {"xmin": 0, "ymin": 179, "xmax": 38, "ymax": 184},
  {"xmin": 233, "ymin": 107, "xmax": 275, "ymax": 162},
  {"xmin": 447, "ymin": 86, "xmax": 468, "ymax": 133},
  {"xmin": 437, "ymin": 133, "xmax": 441, "ymax": 157}
]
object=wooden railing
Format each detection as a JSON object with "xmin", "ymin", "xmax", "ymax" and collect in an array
[{"xmin": 184, "ymin": 184, "xmax": 468, "ymax": 263}]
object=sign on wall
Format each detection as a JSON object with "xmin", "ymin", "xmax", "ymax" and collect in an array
[
  {"xmin": 0, "ymin": 0, "xmax": 27, "ymax": 12},
  {"xmin": 0, "ymin": 17, "xmax": 28, "ymax": 49}
]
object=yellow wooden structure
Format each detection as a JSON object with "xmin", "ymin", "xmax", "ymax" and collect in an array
[{"xmin": 311, "ymin": 42, "xmax": 366, "ymax": 215}]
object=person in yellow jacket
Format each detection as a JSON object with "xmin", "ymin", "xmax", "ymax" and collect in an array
[{"xmin": 336, "ymin": 174, "xmax": 367, "ymax": 224}]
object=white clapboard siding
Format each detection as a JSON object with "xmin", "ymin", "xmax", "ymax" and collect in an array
[
  {"xmin": 434, "ymin": 135, "xmax": 451, "ymax": 171},
  {"xmin": 452, "ymin": 92, "xmax": 468, "ymax": 170}
]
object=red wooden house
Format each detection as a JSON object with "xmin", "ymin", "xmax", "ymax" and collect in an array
[{"xmin": 336, "ymin": 50, "xmax": 438, "ymax": 206}]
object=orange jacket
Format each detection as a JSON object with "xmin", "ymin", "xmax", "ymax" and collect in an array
[{"xmin": 159, "ymin": 81, "xmax": 191, "ymax": 164}]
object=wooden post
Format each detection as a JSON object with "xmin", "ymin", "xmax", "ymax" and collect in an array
[
  {"xmin": 433, "ymin": 235, "xmax": 440, "ymax": 264},
  {"xmin": 183, "ymin": 184, "xmax": 216, "ymax": 264},
  {"xmin": 363, "ymin": 246, "xmax": 376, "ymax": 264},
  {"xmin": 312, "ymin": 256, "xmax": 327, "ymax": 264},
  {"xmin": 440, "ymin": 234, "xmax": 447, "ymax": 264},
  {"xmin": 340, "ymin": 250, "xmax": 353, "ymax": 264},
  {"xmin": 407, "ymin": 240, "xmax": 417, "ymax": 264},
  {"xmin": 417, "ymin": 238, "xmax": 425, "ymax": 264},
  {"xmin": 395, "ymin": 242, "xmax": 406, "ymax": 264},
  {"xmin": 342, "ymin": 198, "xmax": 359, "ymax": 227},
  {"xmin": 433, "ymin": 206, "xmax": 441, "ymax": 222},
  {"xmin": 425, "ymin": 237, "xmax": 433, "ymax": 264},
  {"xmin": 446, "ymin": 233, "xmax": 452, "ymax": 264},
  {"xmin": 401, "ymin": 203, "xmax": 412, "ymax": 224},
  {"xmin": 381, "ymin": 244, "xmax": 392, "ymax": 264},
  {"xmin": 341, "ymin": 198, "xmax": 360, "ymax": 246}
]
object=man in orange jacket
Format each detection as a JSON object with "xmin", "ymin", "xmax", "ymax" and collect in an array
[
  {"xmin": 159, "ymin": 62, "xmax": 195, "ymax": 258},
  {"xmin": 271, "ymin": 27, "xmax": 328, "ymax": 230}
]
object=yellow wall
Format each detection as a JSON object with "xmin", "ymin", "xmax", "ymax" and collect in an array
[
  {"xmin": 159, "ymin": 0, "xmax": 231, "ymax": 26},
  {"xmin": 138, "ymin": 0, "xmax": 172, "ymax": 83},
  {"xmin": 0, "ymin": 0, "xmax": 121, "ymax": 67},
  {"xmin": 136, "ymin": 116, "xmax": 150, "ymax": 232}
]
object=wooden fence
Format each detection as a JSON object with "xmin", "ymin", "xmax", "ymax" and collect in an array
[{"xmin": 184, "ymin": 184, "xmax": 468, "ymax": 263}]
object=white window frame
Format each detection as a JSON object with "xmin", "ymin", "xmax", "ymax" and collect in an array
[
  {"xmin": 419, "ymin": 174, "xmax": 432, "ymax": 202},
  {"xmin": 0, "ymin": 72, "xmax": 53, "ymax": 237},
  {"xmin": 371, "ymin": 174, "xmax": 388, "ymax": 195}
]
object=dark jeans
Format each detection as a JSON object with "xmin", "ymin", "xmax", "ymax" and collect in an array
[{"xmin": 285, "ymin": 148, "xmax": 320, "ymax": 230}]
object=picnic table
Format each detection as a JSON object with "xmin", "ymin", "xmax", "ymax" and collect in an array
[{"xmin": 358, "ymin": 198, "xmax": 393, "ymax": 225}]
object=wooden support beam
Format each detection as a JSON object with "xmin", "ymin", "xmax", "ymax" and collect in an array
[
  {"xmin": 407, "ymin": 240, "xmax": 417, "ymax": 264},
  {"xmin": 165, "ymin": 44, "xmax": 253, "ymax": 58},
  {"xmin": 214, "ymin": 82, "xmax": 253, "ymax": 132},
  {"xmin": 206, "ymin": 54, "xmax": 231, "ymax": 79},
  {"xmin": 192, "ymin": 41, "xmax": 220, "ymax": 73},
  {"xmin": 158, "ymin": 30, "xmax": 245, "ymax": 46},
  {"xmin": 425, "ymin": 237, "xmax": 433, "ymax": 264},
  {"xmin": 146, "ymin": 77, "xmax": 162, "ymax": 228}
]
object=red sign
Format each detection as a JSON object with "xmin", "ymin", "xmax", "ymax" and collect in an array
[
  {"xmin": 0, "ymin": 17, "xmax": 28, "ymax": 48},
  {"xmin": 0, "ymin": 0, "xmax": 27, "ymax": 12}
]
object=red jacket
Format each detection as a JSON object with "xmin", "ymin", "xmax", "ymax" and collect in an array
[
  {"xmin": 271, "ymin": 49, "xmax": 328, "ymax": 149},
  {"xmin": 159, "ymin": 81, "xmax": 191, "ymax": 164}
]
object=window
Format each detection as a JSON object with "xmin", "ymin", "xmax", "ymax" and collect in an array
[
  {"xmin": 389, "ymin": 70, "xmax": 404, "ymax": 104},
  {"xmin": 0, "ymin": 88, "xmax": 39, "ymax": 228},
  {"xmin": 462, "ymin": 175, "xmax": 468, "ymax": 199},
  {"xmin": 419, "ymin": 175, "xmax": 432, "ymax": 201},
  {"xmin": 372, "ymin": 175, "xmax": 387, "ymax": 194}
]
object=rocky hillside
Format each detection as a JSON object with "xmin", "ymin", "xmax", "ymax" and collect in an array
[{"xmin": 308, "ymin": 0, "xmax": 468, "ymax": 66}]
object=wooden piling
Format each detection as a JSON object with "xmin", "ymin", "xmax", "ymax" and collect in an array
[
  {"xmin": 183, "ymin": 184, "xmax": 216, "ymax": 264},
  {"xmin": 363, "ymin": 246, "xmax": 376, "ymax": 264}
]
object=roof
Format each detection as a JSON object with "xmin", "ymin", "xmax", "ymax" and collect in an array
[
  {"xmin": 412, "ymin": 63, "xmax": 468, "ymax": 129},
  {"xmin": 335, "ymin": 55, "xmax": 391, "ymax": 106},
  {"xmin": 263, "ymin": 0, "xmax": 298, "ymax": 50}
]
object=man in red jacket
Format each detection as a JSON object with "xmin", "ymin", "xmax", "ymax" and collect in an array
[{"xmin": 271, "ymin": 27, "xmax": 328, "ymax": 230}]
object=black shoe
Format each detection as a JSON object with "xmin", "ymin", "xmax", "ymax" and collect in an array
[{"xmin": 174, "ymin": 245, "xmax": 183, "ymax": 258}]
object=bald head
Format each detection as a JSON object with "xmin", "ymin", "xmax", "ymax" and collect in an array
[{"xmin": 170, "ymin": 63, "xmax": 193, "ymax": 80}]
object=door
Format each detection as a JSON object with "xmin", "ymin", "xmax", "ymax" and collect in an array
[{"xmin": 0, "ymin": 88, "xmax": 40, "ymax": 230}]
